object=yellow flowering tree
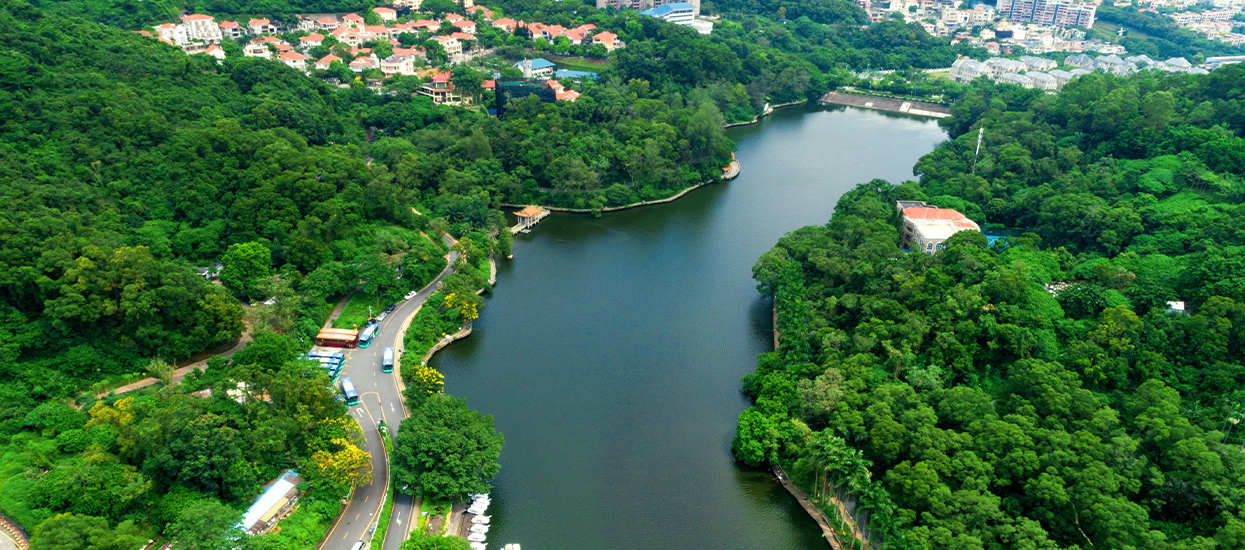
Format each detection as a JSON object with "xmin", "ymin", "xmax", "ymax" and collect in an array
[
  {"xmin": 309, "ymin": 437, "xmax": 373, "ymax": 490},
  {"xmin": 444, "ymin": 292, "xmax": 479, "ymax": 328},
  {"xmin": 412, "ymin": 364, "xmax": 445, "ymax": 395}
]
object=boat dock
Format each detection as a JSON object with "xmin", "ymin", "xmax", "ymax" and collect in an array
[{"xmin": 509, "ymin": 205, "xmax": 550, "ymax": 235}]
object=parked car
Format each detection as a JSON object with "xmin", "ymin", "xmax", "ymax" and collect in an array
[
  {"xmin": 384, "ymin": 304, "xmax": 396, "ymax": 314},
  {"xmin": 405, "ymin": 291, "xmax": 418, "ymax": 300}
]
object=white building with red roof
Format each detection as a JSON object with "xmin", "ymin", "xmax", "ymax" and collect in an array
[
  {"xmin": 411, "ymin": 19, "xmax": 441, "ymax": 30},
  {"xmin": 593, "ymin": 31, "xmax": 620, "ymax": 50},
  {"xmin": 491, "ymin": 18, "xmax": 518, "ymax": 32},
  {"xmin": 218, "ymin": 20, "xmax": 243, "ymax": 39},
  {"xmin": 897, "ymin": 201, "xmax": 981, "ymax": 253},
  {"xmin": 452, "ymin": 19, "xmax": 477, "ymax": 32},
  {"xmin": 243, "ymin": 42, "xmax": 271, "ymax": 58},
  {"xmin": 342, "ymin": 13, "xmax": 365, "ymax": 28},
  {"xmin": 430, "ymin": 35, "xmax": 461, "ymax": 56},
  {"xmin": 154, "ymin": 23, "xmax": 188, "ymax": 45},
  {"xmin": 371, "ymin": 7, "xmax": 397, "ymax": 21},
  {"xmin": 466, "ymin": 6, "xmax": 494, "ymax": 18},
  {"xmin": 279, "ymin": 51, "xmax": 307, "ymax": 70},
  {"xmin": 316, "ymin": 16, "xmax": 339, "ymax": 30},
  {"xmin": 205, "ymin": 44, "xmax": 226, "ymax": 60},
  {"xmin": 445, "ymin": 13, "xmax": 465, "ymax": 21},
  {"xmin": 350, "ymin": 54, "xmax": 379, "ymax": 72},
  {"xmin": 248, "ymin": 18, "xmax": 278, "ymax": 35},
  {"xmin": 181, "ymin": 14, "xmax": 222, "ymax": 42},
  {"xmin": 300, "ymin": 33, "xmax": 324, "ymax": 47},
  {"xmin": 314, "ymin": 54, "xmax": 342, "ymax": 69}
]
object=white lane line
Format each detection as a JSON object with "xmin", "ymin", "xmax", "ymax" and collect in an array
[{"xmin": 390, "ymin": 403, "xmax": 395, "ymax": 412}]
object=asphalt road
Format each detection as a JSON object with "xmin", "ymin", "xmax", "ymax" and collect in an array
[{"xmin": 321, "ymin": 242, "xmax": 458, "ymax": 550}]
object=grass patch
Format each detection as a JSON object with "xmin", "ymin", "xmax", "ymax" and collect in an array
[
  {"xmin": 417, "ymin": 495, "xmax": 453, "ymax": 533},
  {"xmin": 544, "ymin": 55, "xmax": 613, "ymax": 72},
  {"xmin": 371, "ymin": 424, "xmax": 396, "ymax": 548},
  {"xmin": 332, "ymin": 291, "xmax": 388, "ymax": 330},
  {"xmin": 926, "ymin": 71, "xmax": 949, "ymax": 81}
]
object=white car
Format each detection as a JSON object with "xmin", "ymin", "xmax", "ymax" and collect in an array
[{"xmin": 405, "ymin": 291, "xmax": 418, "ymax": 300}]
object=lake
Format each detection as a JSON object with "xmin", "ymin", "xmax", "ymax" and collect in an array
[{"xmin": 432, "ymin": 104, "xmax": 946, "ymax": 549}]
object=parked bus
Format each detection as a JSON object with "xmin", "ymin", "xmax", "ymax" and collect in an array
[
  {"xmin": 308, "ymin": 350, "xmax": 345, "ymax": 360},
  {"xmin": 358, "ymin": 323, "xmax": 378, "ymax": 348},
  {"xmin": 382, "ymin": 347, "xmax": 394, "ymax": 373},
  {"xmin": 340, "ymin": 377, "xmax": 359, "ymax": 405},
  {"xmin": 315, "ymin": 328, "xmax": 359, "ymax": 348}
]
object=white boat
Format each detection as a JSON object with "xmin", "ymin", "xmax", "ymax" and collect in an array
[
  {"xmin": 471, "ymin": 515, "xmax": 490, "ymax": 524},
  {"xmin": 470, "ymin": 524, "xmax": 489, "ymax": 534},
  {"xmin": 467, "ymin": 508, "xmax": 488, "ymax": 516},
  {"xmin": 470, "ymin": 544, "xmax": 486, "ymax": 550},
  {"xmin": 467, "ymin": 533, "xmax": 487, "ymax": 542}
]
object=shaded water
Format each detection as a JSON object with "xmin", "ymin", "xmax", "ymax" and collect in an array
[{"xmin": 433, "ymin": 104, "xmax": 946, "ymax": 549}]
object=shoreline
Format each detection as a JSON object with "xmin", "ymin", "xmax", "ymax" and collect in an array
[
  {"xmin": 819, "ymin": 91, "xmax": 952, "ymax": 119},
  {"xmin": 501, "ymin": 160, "xmax": 741, "ymax": 216},
  {"xmin": 723, "ymin": 99, "xmax": 805, "ymax": 128}
]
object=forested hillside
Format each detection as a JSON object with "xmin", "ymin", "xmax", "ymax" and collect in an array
[{"xmin": 737, "ymin": 65, "xmax": 1245, "ymax": 547}]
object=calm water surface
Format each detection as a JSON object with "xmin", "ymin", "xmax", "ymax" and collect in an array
[{"xmin": 433, "ymin": 104, "xmax": 946, "ymax": 549}]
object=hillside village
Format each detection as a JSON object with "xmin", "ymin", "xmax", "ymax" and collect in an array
[{"xmin": 138, "ymin": 6, "xmax": 623, "ymax": 105}]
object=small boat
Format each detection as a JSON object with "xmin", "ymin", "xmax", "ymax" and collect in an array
[
  {"xmin": 467, "ymin": 533, "xmax": 487, "ymax": 542},
  {"xmin": 472, "ymin": 515, "xmax": 490, "ymax": 524},
  {"xmin": 467, "ymin": 509, "xmax": 488, "ymax": 516},
  {"xmin": 470, "ymin": 524, "xmax": 489, "ymax": 534},
  {"xmin": 470, "ymin": 544, "xmax": 486, "ymax": 550}
]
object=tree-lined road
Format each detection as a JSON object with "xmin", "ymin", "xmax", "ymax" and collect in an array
[{"xmin": 321, "ymin": 242, "xmax": 458, "ymax": 550}]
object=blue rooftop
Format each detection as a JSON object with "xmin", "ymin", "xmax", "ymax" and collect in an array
[
  {"xmin": 556, "ymin": 69, "xmax": 599, "ymax": 79},
  {"xmin": 639, "ymin": 1, "xmax": 696, "ymax": 16},
  {"xmin": 517, "ymin": 58, "xmax": 557, "ymax": 69}
]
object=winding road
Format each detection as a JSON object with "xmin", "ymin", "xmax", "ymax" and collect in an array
[{"xmin": 320, "ymin": 239, "xmax": 459, "ymax": 550}]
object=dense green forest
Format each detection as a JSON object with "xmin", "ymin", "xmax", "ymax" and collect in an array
[{"xmin": 736, "ymin": 65, "xmax": 1245, "ymax": 548}]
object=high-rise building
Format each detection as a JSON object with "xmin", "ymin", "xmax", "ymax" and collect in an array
[{"xmin": 997, "ymin": 0, "xmax": 1094, "ymax": 27}]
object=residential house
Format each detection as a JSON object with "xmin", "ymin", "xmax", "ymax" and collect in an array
[
  {"xmin": 381, "ymin": 54, "xmax": 418, "ymax": 76},
  {"xmin": 249, "ymin": 18, "xmax": 278, "ymax": 35},
  {"xmin": 492, "ymin": 18, "xmax": 519, "ymax": 32},
  {"xmin": 515, "ymin": 58, "xmax": 556, "ymax": 79},
  {"xmin": 315, "ymin": 54, "xmax": 342, "ymax": 70},
  {"xmin": 154, "ymin": 23, "xmax": 188, "ymax": 45},
  {"xmin": 1047, "ymin": 68, "xmax": 1074, "ymax": 88},
  {"xmin": 1020, "ymin": 55, "xmax": 1057, "ymax": 71},
  {"xmin": 997, "ymin": 72, "xmax": 1033, "ymax": 86},
  {"xmin": 364, "ymin": 25, "xmax": 392, "ymax": 40},
  {"xmin": 219, "ymin": 20, "xmax": 244, "ymax": 39},
  {"xmin": 244, "ymin": 42, "xmax": 271, "ymax": 58},
  {"xmin": 411, "ymin": 19, "xmax": 441, "ymax": 30},
  {"xmin": 445, "ymin": 13, "xmax": 465, "ymax": 22},
  {"xmin": 593, "ymin": 31, "xmax": 620, "ymax": 50},
  {"xmin": 431, "ymin": 35, "xmax": 462, "ymax": 56},
  {"xmin": 1026, "ymin": 71, "xmax": 1057, "ymax": 90},
  {"xmin": 421, "ymin": 72, "xmax": 462, "ymax": 103},
  {"xmin": 984, "ymin": 56, "xmax": 1026, "ymax": 77},
  {"xmin": 342, "ymin": 13, "xmax": 365, "ymax": 28},
  {"xmin": 350, "ymin": 54, "xmax": 379, "ymax": 72},
  {"xmin": 205, "ymin": 44, "xmax": 226, "ymax": 60},
  {"xmin": 181, "ymin": 14, "xmax": 222, "ymax": 42},
  {"xmin": 453, "ymin": 19, "xmax": 477, "ymax": 33},
  {"xmin": 948, "ymin": 57, "xmax": 988, "ymax": 82},
  {"xmin": 316, "ymin": 16, "xmax": 339, "ymax": 30},
  {"xmin": 279, "ymin": 51, "xmax": 307, "ymax": 70},
  {"xmin": 394, "ymin": 0, "xmax": 423, "ymax": 8},
  {"xmin": 300, "ymin": 33, "xmax": 324, "ymax": 48},
  {"xmin": 332, "ymin": 26, "xmax": 366, "ymax": 47},
  {"xmin": 897, "ymin": 201, "xmax": 981, "ymax": 253},
  {"xmin": 467, "ymin": 6, "xmax": 494, "ymax": 18},
  {"xmin": 374, "ymin": 7, "xmax": 398, "ymax": 21}
]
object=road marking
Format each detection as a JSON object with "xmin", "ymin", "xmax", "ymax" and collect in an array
[{"xmin": 390, "ymin": 403, "xmax": 395, "ymax": 412}]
